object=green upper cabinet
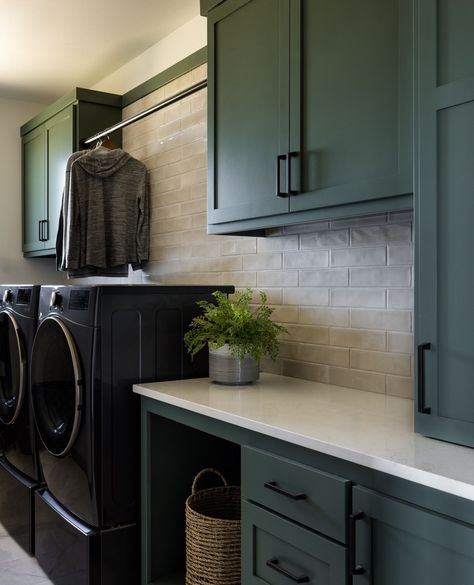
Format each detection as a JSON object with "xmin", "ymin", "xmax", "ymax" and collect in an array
[
  {"xmin": 207, "ymin": 0, "xmax": 290, "ymax": 225},
  {"xmin": 204, "ymin": 0, "xmax": 414, "ymax": 234},
  {"xmin": 21, "ymin": 88, "xmax": 122, "ymax": 257},
  {"xmin": 415, "ymin": 0, "xmax": 474, "ymax": 448}
]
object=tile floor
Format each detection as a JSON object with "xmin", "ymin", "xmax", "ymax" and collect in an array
[{"xmin": 0, "ymin": 523, "xmax": 53, "ymax": 585}]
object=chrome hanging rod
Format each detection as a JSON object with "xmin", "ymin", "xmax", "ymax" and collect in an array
[{"xmin": 83, "ymin": 78, "xmax": 208, "ymax": 145}]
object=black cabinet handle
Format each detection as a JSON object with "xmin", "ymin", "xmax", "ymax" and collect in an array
[
  {"xmin": 349, "ymin": 511, "xmax": 365, "ymax": 576},
  {"xmin": 286, "ymin": 151, "xmax": 299, "ymax": 195},
  {"xmin": 266, "ymin": 558, "xmax": 309, "ymax": 583},
  {"xmin": 263, "ymin": 481, "xmax": 307, "ymax": 500},
  {"xmin": 417, "ymin": 342, "xmax": 431, "ymax": 414},
  {"xmin": 38, "ymin": 220, "xmax": 43, "ymax": 242},
  {"xmin": 276, "ymin": 154, "xmax": 288, "ymax": 198},
  {"xmin": 42, "ymin": 219, "xmax": 49, "ymax": 242}
]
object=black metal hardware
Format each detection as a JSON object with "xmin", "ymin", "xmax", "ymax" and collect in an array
[
  {"xmin": 263, "ymin": 481, "xmax": 307, "ymax": 500},
  {"xmin": 349, "ymin": 511, "xmax": 365, "ymax": 576},
  {"xmin": 38, "ymin": 220, "xmax": 42, "ymax": 242},
  {"xmin": 276, "ymin": 154, "xmax": 289, "ymax": 197},
  {"xmin": 266, "ymin": 558, "xmax": 309, "ymax": 583},
  {"xmin": 286, "ymin": 151, "xmax": 299, "ymax": 195},
  {"xmin": 42, "ymin": 219, "xmax": 49, "ymax": 242},
  {"xmin": 83, "ymin": 79, "xmax": 207, "ymax": 146},
  {"xmin": 417, "ymin": 342, "xmax": 432, "ymax": 414}
]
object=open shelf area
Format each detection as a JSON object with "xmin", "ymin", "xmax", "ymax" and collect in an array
[{"xmin": 143, "ymin": 413, "xmax": 241, "ymax": 585}]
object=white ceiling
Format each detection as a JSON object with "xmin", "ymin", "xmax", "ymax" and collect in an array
[{"xmin": 0, "ymin": 0, "xmax": 200, "ymax": 103}]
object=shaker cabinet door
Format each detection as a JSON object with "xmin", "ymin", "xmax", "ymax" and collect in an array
[
  {"xmin": 415, "ymin": 0, "xmax": 474, "ymax": 447},
  {"xmin": 207, "ymin": 0, "xmax": 290, "ymax": 226},
  {"xmin": 44, "ymin": 105, "xmax": 74, "ymax": 252},
  {"xmin": 352, "ymin": 486, "xmax": 474, "ymax": 585},
  {"xmin": 291, "ymin": 0, "xmax": 413, "ymax": 213},
  {"xmin": 22, "ymin": 126, "xmax": 46, "ymax": 253}
]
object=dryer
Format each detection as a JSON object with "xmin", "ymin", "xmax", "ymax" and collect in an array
[
  {"xmin": 0, "ymin": 284, "xmax": 40, "ymax": 555},
  {"xmin": 30, "ymin": 284, "xmax": 232, "ymax": 585}
]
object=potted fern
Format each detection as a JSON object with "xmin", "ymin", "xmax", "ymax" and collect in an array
[{"xmin": 184, "ymin": 289, "xmax": 286, "ymax": 385}]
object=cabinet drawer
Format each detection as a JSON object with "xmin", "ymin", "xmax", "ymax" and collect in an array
[
  {"xmin": 242, "ymin": 447, "xmax": 349, "ymax": 543},
  {"xmin": 242, "ymin": 500, "xmax": 347, "ymax": 585}
]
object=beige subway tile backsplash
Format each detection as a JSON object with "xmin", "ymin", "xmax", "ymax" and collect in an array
[{"xmin": 123, "ymin": 63, "xmax": 415, "ymax": 399}]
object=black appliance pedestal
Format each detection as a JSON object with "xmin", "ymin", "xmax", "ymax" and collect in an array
[{"xmin": 35, "ymin": 489, "xmax": 137, "ymax": 585}]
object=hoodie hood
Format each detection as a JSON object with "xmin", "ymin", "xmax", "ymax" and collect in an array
[{"xmin": 76, "ymin": 147, "xmax": 131, "ymax": 178}]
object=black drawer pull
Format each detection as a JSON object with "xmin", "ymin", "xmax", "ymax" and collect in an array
[
  {"xmin": 264, "ymin": 481, "xmax": 307, "ymax": 500},
  {"xmin": 417, "ymin": 342, "xmax": 431, "ymax": 414},
  {"xmin": 266, "ymin": 558, "xmax": 309, "ymax": 583},
  {"xmin": 349, "ymin": 511, "xmax": 365, "ymax": 575}
]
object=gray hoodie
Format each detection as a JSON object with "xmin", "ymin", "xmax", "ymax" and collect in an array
[{"xmin": 63, "ymin": 146, "xmax": 148, "ymax": 278}]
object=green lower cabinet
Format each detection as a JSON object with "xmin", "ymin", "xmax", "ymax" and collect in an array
[
  {"xmin": 242, "ymin": 501, "xmax": 347, "ymax": 585},
  {"xmin": 352, "ymin": 486, "xmax": 474, "ymax": 584}
]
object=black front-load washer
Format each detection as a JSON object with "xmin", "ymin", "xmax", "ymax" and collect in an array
[
  {"xmin": 0, "ymin": 284, "xmax": 41, "ymax": 555},
  {"xmin": 31, "ymin": 284, "xmax": 233, "ymax": 585}
]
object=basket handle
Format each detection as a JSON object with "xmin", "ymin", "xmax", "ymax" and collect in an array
[{"xmin": 192, "ymin": 468, "xmax": 228, "ymax": 495}]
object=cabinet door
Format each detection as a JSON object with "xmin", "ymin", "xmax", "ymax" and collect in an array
[
  {"xmin": 207, "ymin": 0, "xmax": 290, "ymax": 225},
  {"xmin": 415, "ymin": 0, "xmax": 474, "ymax": 447},
  {"xmin": 44, "ymin": 106, "xmax": 74, "ymax": 252},
  {"xmin": 290, "ymin": 0, "xmax": 413, "ymax": 212},
  {"xmin": 22, "ymin": 125, "xmax": 46, "ymax": 253},
  {"xmin": 352, "ymin": 487, "xmax": 474, "ymax": 585}
]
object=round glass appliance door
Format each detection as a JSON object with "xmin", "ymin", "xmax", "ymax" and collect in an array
[
  {"xmin": 0, "ymin": 311, "xmax": 26, "ymax": 425},
  {"xmin": 31, "ymin": 316, "xmax": 83, "ymax": 457}
]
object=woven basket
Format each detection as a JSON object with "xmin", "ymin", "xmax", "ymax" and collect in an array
[{"xmin": 185, "ymin": 468, "xmax": 241, "ymax": 585}]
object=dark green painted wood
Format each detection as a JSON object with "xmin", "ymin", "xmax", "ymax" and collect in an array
[
  {"xmin": 291, "ymin": 0, "xmax": 413, "ymax": 213},
  {"xmin": 205, "ymin": 0, "xmax": 413, "ymax": 233},
  {"xmin": 242, "ymin": 501, "xmax": 347, "ymax": 585},
  {"xmin": 141, "ymin": 406, "xmax": 240, "ymax": 585},
  {"xmin": 207, "ymin": 0, "xmax": 290, "ymax": 225},
  {"xmin": 20, "ymin": 87, "xmax": 122, "ymax": 136},
  {"xmin": 207, "ymin": 195, "xmax": 413, "ymax": 235},
  {"xmin": 43, "ymin": 105, "xmax": 74, "ymax": 253},
  {"xmin": 415, "ymin": 0, "xmax": 474, "ymax": 447},
  {"xmin": 242, "ymin": 446, "xmax": 349, "ymax": 543},
  {"xmin": 352, "ymin": 486, "xmax": 474, "ymax": 584},
  {"xmin": 22, "ymin": 125, "xmax": 46, "ymax": 253},
  {"xmin": 123, "ymin": 47, "xmax": 208, "ymax": 107},
  {"xmin": 22, "ymin": 91, "xmax": 122, "ymax": 257},
  {"xmin": 200, "ymin": 0, "xmax": 227, "ymax": 15},
  {"xmin": 140, "ymin": 396, "xmax": 474, "ymax": 526}
]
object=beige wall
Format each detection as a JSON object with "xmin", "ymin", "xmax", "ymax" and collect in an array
[
  {"xmin": 119, "ymin": 64, "xmax": 415, "ymax": 398},
  {"xmin": 0, "ymin": 96, "xmax": 64, "ymax": 284},
  {"xmin": 92, "ymin": 15, "xmax": 206, "ymax": 96}
]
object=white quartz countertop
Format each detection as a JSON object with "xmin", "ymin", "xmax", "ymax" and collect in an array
[{"xmin": 133, "ymin": 373, "xmax": 474, "ymax": 501}]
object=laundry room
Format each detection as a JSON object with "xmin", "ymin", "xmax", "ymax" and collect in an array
[{"xmin": 0, "ymin": 1, "xmax": 473, "ymax": 585}]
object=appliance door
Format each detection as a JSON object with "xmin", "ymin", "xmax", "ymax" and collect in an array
[
  {"xmin": 0, "ymin": 311, "xmax": 26, "ymax": 426},
  {"xmin": 31, "ymin": 316, "xmax": 83, "ymax": 457}
]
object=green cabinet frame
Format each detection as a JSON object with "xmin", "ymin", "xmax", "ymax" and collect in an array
[
  {"xmin": 415, "ymin": 0, "xmax": 474, "ymax": 447},
  {"xmin": 352, "ymin": 486, "xmax": 474, "ymax": 584},
  {"xmin": 21, "ymin": 88, "xmax": 122, "ymax": 257},
  {"xmin": 139, "ymin": 396, "xmax": 474, "ymax": 585},
  {"xmin": 205, "ymin": 0, "xmax": 414, "ymax": 235}
]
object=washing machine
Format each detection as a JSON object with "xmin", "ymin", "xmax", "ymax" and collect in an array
[
  {"xmin": 0, "ymin": 284, "xmax": 41, "ymax": 555},
  {"xmin": 30, "ymin": 284, "xmax": 232, "ymax": 585}
]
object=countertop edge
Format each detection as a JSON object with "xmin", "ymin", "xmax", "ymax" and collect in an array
[{"xmin": 134, "ymin": 383, "xmax": 474, "ymax": 502}]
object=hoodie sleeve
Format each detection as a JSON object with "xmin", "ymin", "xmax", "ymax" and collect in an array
[
  {"xmin": 133, "ymin": 166, "xmax": 149, "ymax": 270},
  {"xmin": 64, "ymin": 164, "xmax": 82, "ymax": 270}
]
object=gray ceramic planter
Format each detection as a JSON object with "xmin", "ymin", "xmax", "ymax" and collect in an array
[{"xmin": 209, "ymin": 344, "xmax": 259, "ymax": 385}]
